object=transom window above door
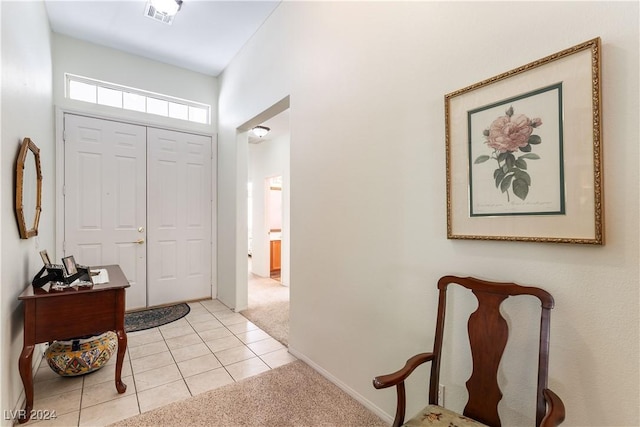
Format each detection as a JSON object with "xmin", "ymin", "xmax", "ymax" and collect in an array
[{"xmin": 65, "ymin": 73, "xmax": 210, "ymax": 125}]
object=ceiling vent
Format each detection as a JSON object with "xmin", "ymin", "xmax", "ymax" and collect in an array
[{"xmin": 144, "ymin": 2, "xmax": 177, "ymax": 25}]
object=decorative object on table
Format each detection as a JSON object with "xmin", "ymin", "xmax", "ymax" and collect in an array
[
  {"xmin": 45, "ymin": 331, "xmax": 117, "ymax": 376},
  {"xmin": 31, "ymin": 264, "xmax": 65, "ymax": 288},
  {"xmin": 31, "ymin": 252, "xmax": 92, "ymax": 288},
  {"xmin": 62, "ymin": 255, "xmax": 78, "ymax": 276},
  {"xmin": 125, "ymin": 303, "xmax": 190, "ymax": 332},
  {"xmin": 91, "ymin": 268, "xmax": 110, "ymax": 284},
  {"xmin": 445, "ymin": 37, "xmax": 603, "ymax": 244},
  {"xmin": 39, "ymin": 250, "xmax": 51, "ymax": 265},
  {"xmin": 15, "ymin": 137, "xmax": 42, "ymax": 239}
]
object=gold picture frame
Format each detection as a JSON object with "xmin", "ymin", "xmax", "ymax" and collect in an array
[
  {"xmin": 445, "ymin": 38, "xmax": 603, "ymax": 244},
  {"xmin": 15, "ymin": 137, "xmax": 43, "ymax": 239}
]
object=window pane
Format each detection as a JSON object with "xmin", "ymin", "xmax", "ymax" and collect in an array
[
  {"xmin": 169, "ymin": 102, "xmax": 188, "ymax": 120},
  {"xmin": 147, "ymin": 98, "xmax": 168, "ymax": 116},
  {"xmin": 123, "ymin": 92, "xmax": 146, "ymax": 112},
  {"xmin": 69, "ymin": 80, "xmax": 97, "ymax": 103},
  {"xmin": 189, "ymin": 106, "xmax": 208, "ymax": 124},
  {"xmin": 65, "ymin": 75, "xmax": 211, "ymax": 124},
  {"xmin": 97, "ymin": 86, "xmax": 122, "ymax": 108}
]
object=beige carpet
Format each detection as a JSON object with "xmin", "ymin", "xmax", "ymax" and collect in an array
[
  {"xmin": 240, "ymin": 273, "xmax": 289, "ymax": 346},
  {"xmin": 110, "ymin": 360, "xmax": 386, "ymax": 427}
]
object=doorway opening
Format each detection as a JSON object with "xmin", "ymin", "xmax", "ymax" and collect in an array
[
  {"xmin": 240, "ymin": 107, "xmax": 290, "ymax": 346},
  {"xmin": 267, "ymin": 175, "xmax": 282, "ymax": 281}
]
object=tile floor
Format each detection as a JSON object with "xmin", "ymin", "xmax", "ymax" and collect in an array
[{"xmin": 20, "ymin": 299, "xmax": 296, "ymax": 426}]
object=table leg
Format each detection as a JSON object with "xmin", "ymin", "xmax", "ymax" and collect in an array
[
  {"xmin": 18, "ymin": 344, "xmax": 35, "ymax": 424},
  {"xmin": 115, "ymin": 329, "xmax": 127, "ymax": 393}
]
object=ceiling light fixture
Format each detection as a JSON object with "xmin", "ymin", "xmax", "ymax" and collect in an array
[
  {"xmin": 145, "ymin": 0, "xmax": 183, "ymax": 25},
  {"xmin": 252, "ymin": 126, "xmax": 270, "ymax": 138},
  {"xmin": 152, "ymin": 0, "xmax": 182, "ymax": 15}
]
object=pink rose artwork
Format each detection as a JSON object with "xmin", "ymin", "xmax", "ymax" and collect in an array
[
  {"xmin": 474, "ymin": 106, "xmax": 542, "ymax": 202},
  {"xmin": 487, "ymin": 114, "xmax": 534, "ymax": 153}
]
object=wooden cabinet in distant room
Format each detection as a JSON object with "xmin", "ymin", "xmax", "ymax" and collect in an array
[{"xmin": 270, "ymin": 239, "xmax": 281, "ymax": 272}]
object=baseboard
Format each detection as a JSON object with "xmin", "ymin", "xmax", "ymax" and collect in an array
[{"xmin": 287, "ymin": 346, "xmax": 393, "ymax": 424}]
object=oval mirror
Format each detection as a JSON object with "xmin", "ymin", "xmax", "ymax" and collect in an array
[{"xmin": 16, "ymin": 138, "xmax": 42, "ymax": 239}]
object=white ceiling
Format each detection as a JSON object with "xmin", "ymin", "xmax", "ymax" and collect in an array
[{"xmin": 44, "ymin": 0, "xmax": 281, "ymax": 77}]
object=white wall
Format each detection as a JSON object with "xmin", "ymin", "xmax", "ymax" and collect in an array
[
  {"xmin": 248, "ymin": 132, "xmax": 290, "ymax": 285},
  {"xmin": 217, "ymin": 1, "xmax": 292, "ymax": 309},
  {"xmin": 51, "ymin": 33, "xmax": 219, "ymax": 299},
  {"xmin": 52, "ymin": 33, "xmax": 217, "ymax": 135},
  {"xmin": 218, "ymin": 2, "xmax": 639, "ymax": 426},
  {"xmin": 0, "ymin": 1, "xmax": 54, "ymax": 423}
]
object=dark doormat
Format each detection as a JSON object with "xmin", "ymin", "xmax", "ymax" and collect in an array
[{"xmin": 125, "ymin": 303, "xmax": 190, "ymax": 333}]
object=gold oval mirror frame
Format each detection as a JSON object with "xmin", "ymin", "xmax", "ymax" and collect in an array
[{"xmin": 16, "ymin": 137, "xmax": 42, "ymax": 239}]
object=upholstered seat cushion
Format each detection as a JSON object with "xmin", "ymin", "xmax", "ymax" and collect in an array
[{"xmin": 404, "ymin": 404, "xmax": 489, "ymax": 427}]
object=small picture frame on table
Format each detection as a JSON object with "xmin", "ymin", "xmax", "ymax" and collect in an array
[
  {"xmin": 62, "ymin": 255, "xmax": 78, "ymax": 276},
  {"xmin": 39, "ymin": 250, "xmax": 51, "ymax": 266}
]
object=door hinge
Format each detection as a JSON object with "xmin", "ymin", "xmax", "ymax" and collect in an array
[
  {"xmin": 63, "ymin": 185, "xmax": 66, "ymax": 196},
  {"xmin": 63, "ymin": 241, "xmax": 66, "ymax": 252}
]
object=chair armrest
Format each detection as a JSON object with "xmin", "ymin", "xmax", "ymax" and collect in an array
[
  {"xmin": 541, "ymin": 388, "xmax": 565, "ymax": 427},
  {"xmin": 373, "ymin": 353, "xmax": 434, "ymax": 427},
  {"xmin": 373, "ymin": 352, "xmax": 434, "ymax": 389}
]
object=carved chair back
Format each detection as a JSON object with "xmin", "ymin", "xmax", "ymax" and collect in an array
[{"xmin": 428, "ymin": 276, "xmax": 555, "ymax": 427}]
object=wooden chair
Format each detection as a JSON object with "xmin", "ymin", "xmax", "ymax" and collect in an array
[{"xmin": 373, "ymin": 276, "xmax": 565, "ymax": 427}]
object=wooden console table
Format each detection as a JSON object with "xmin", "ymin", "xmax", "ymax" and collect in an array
[{"xmin": 17, "ymin": 264, "xmax": 130, "ymax": 423}]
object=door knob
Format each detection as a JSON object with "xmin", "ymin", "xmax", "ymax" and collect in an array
[{"xmin": 132, "ymin": 239, "xmax": 145, "ymax": 244}]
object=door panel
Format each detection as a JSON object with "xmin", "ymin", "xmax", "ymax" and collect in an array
[
  {"xmin": 64, "ymin": 114, "xmax": 147, "ymax": 310},
  {"xmin": 64, "ymin": 115, "xmax": 212, "ymax": 309},
  {"xmin": 148, "ymin": 128, "xmax": 212, "ymax": 306}
]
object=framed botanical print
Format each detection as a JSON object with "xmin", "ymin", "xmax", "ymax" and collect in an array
[{"xmin": 445, "ymin": 38, "xmax": 603, "ymax": 244}]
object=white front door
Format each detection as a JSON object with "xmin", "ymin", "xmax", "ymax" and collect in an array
[
  {"xmin": 64, "ymin": 114, "xmax": 147, "ymax": 310},
  {"xmin": 147, "ymin": 128, "xmax": 212, "ymax": 305}
]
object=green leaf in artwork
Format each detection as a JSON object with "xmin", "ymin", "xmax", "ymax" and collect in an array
[
  {"xmin": 514, "ymin": 169, "xmax": 531, "ymax": 185},
  {"xmin": 500, "ymin": 174, "xmax": 513, "ymax": 193},
  {"xmin": 497, "ymin": 152, "xmax": 509, "ymax": 163},
  {"xmin": 528, "ymin": 135, "xmax": 542, "ymax": 145},
  {"xmin": 474, "ymin": 155, "xmax": 491, "ymax": 164},
  {"xmin": 515, "ymin": 158, "xmax": 527, "ymax": 169},
  {"xmin": 519, "ymin": 153, "xmax": 540, "ymax": 160},
  {"xmin": 494, "ymin": 169, "xmax": 505, "ymax": 188},
  {"xmin": 519, "ymin": 144, "xmax": 532, "ymax": 152},
  {"xmin": 513, "ymin": 178, "xmax": 529, "ymax": 200},
  {"xmin": 505, "ymin": 153, "xmax": 516, "ymax": 169}
]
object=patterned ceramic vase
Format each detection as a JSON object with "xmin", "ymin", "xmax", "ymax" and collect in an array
[{"xmin": 45, "ymin": 331, "xmax": 117, "ymax": 376}]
